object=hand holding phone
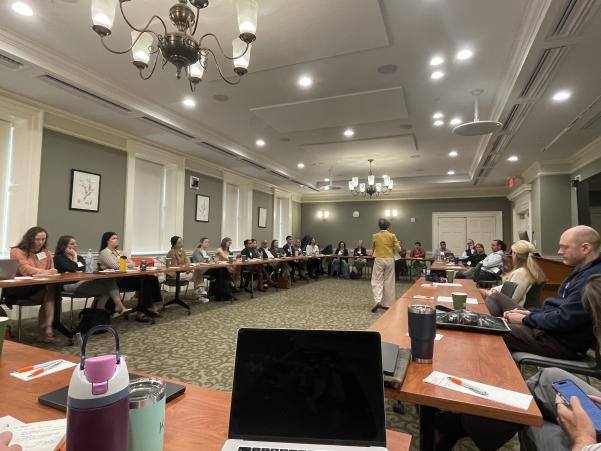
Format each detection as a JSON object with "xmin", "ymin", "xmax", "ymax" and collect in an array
[{"xmin": 553, "ymin": 379, "xmax": 601, "ymax": 446}]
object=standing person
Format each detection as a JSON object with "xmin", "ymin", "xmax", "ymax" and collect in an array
[
  {"xmin": 191, "ymin": 237, "xmax": 210, "ymax": 302},
  {"xmin": 331, "ymin": 241, "xmax": 350, "ymax": 278},
  {"xmin": 3, "ymin": 226, "xmax": 58, "ymax": 343},
  {"xmin": 305, "ymin": 238, "xmax": 321, "ymax": 279},
  {"xmin": 371, "ymin": 219, "xmax": 401, "ymax": 312}
]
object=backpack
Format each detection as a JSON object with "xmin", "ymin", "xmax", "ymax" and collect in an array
[{"xmin": 76, "ymin": 308, "xmax": 111, "ymax": 335}]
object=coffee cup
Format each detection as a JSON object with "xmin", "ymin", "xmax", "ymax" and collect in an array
[
  {"xmin": 407, "ymin": 304, "xmax": 436, "ymax": 363},
  {"xmin": 445, "ymin": 270, "xmax": 456, "ymax": 283},
  {"xmin": 452, "ymin": 292, "xmax": 468, "ymax": 310}
]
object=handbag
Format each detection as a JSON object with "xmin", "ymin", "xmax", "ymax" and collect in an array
[{"xmin": 76, "ymin": 308, "xmax": 111, "ymax": 335}]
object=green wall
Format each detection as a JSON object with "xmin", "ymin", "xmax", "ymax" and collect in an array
[
  {"xmin": 292, "ymin": 201, "xmax": 302, "ymax": 240},
  {"xmin": 537, "ymin": 175, "xmax": 572, "ymax": 255},
  {"xmin": 37, "ymin": 129, "xmax": 126, "ymax": 252},
  {"xmin": 251, "ymin": 190, "xmax": 273, "ymax": 243},
  {"xmin": 183, "ymin": 169, "xmax": 223, "ymax": 248},
  {"xmin": 301, "ymin": 197, "xmax": 511, "ymax": 251}
]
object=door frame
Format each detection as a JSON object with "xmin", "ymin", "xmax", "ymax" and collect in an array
[{"xmin": 432, "ymin": 211, "xmax": 503, "ymax": 251}]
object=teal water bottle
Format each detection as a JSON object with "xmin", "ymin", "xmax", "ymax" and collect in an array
[{"xmin": 128, "ymin": 378, "xmax": 166, "ymax": 451}]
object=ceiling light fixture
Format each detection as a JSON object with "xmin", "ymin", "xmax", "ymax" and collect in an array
[
  {"xmin": 432, "ymin": 112, "xmax": 444, "ymax": 119},
  {"xmin": 447, "ymin": 170, "xmax": 455, "ymax": 175},
  {"xmin": 182, "ymin": 97, "xmax": 196, "ymax": 108},
  {"xmin": 12, "ymin": 1, "xmax": 33, "ymax": 16},
  {"xmin": 255, "ymin": 139, "xmax": 265, "ymax": 147},
  {"xmin": 90, "ymin": 0, "xmax": 258, "ymax": 91},
  {"xmin": 324, "ymin": 178, "xmax": 330, "ymax": 182},
  {"xmin": 456, "ymin": 49, "xmax": 473, "ymax": 60},
  {"xmin": 449, "ymin": 117, "xmax": 462, "ymax": 126},
  {"xmin": 298, "ymin": 75, "xmax": 313, "ymax": 88},
  {"xmin": 552, "ymin": 90, "xmax": 571, "ymax": 102},
  {"xmin": 448, "ymin": 150, "xmax": 458, "ymax": 157},
  {"xmin": 507, "ymin": 155, "xmax": 519, "ymax": 162},
  {"xmin": 348, "ymin": 159, "xmax": 393, "ymax": 198},
  {"xmin": 433, "ymin": 120, "xmax": 444, "ymax": 127},
  {"xmin": 343, "ymin": 128, "xmax": 355, "ymax": 137},
  {"xmin": 323, "ymin": 186, "xmax": 330, "ymax": 191},
  {"xmin": 430, "ymin": 56, "xmax": 444, "ymax": 66},
  {"xmin": 297, "ymin": 163, "xmax": 305, "ymax": 169},
  {"xmin": 431, "ymin": 70, "xmax": 445, "ymax": 80},
  {"xmin": 453, "ymin": 89, "xmax": 502, "ymax": 136}
]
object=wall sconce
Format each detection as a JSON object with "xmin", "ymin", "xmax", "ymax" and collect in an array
[
  {"xmin": 317, "ymin": 210, "xmax": 330, "ymax": 220},
  {"xmin": 384, "ymin": 209, "xmax": 398, "ymax": 218}
]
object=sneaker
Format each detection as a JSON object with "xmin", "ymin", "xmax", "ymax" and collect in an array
[{"xmin": 199, "ymin": 296, "xmax": 209, "ymax": 304}]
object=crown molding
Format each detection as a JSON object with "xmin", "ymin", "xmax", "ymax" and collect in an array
[{"xmin": 506, "ymin": 183, "xmax": 532, "ymax": 201}]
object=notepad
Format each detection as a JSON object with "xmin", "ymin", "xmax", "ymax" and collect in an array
[
  {"xmin": 423, "ymin": 371, "xmax": 533, "ymax": 410},
  {"xmin": 437, "ymin": 296, "xmax": 478, "ymax": 304},
  {"xmin": 10, "ymin": 360, "xmax": 76, "ymax": 381},
  {"xmin": 2, "ymin": 417, "xmax": 66, "ymax": 451},
  {"xmin": 433, "ymin": 282, "xmax": 463, "ymax": 287}
]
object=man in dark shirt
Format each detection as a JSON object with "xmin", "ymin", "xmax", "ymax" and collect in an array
[{"xmin": 486, "ymin": 225, "xmax": 601, "ymax": 359}]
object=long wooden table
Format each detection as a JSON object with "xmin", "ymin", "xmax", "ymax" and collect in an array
[
  {"xmin": 0, "ymin": 341, "xmax": 411, "ymax": 451},
  {"xmin": 370, "ymin": 277, "xmax": 542, "ymax": 450}
]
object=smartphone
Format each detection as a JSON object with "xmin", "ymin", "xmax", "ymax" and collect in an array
[{"xmin": 552, "ymin": 379, "xmax": 601, "ymax": 432}]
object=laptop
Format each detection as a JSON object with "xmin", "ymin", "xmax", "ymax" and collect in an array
[
  {"xmin": 222, "ymin": 328, "xmax": 388, "ymax": 451},
  {"xmin": 0, "ymin": 259, "xmax": 18, "ymax": 280}
]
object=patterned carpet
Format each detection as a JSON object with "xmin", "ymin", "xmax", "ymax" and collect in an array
[{"xmin": 23, "ymin": 278, "xmax": 520, "ymax": 451}]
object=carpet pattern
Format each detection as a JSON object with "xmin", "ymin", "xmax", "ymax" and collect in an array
[{"xmin": 22, "ymin": 278, "xmax": 520, "ymax": 450}]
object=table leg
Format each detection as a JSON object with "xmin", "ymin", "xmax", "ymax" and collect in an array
[
  {"xmin": 162, "ymin": 271, "xmax": 191, "ymax": 314},
  {"xmin": 53, "ymin": 286, "xmax": 73, "ymax": 340},
  {"xmin": 419, "ymin": 405, "xmax": 436, "ymax": 451}
]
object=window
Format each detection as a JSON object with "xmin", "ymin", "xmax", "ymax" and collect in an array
[
  {"xmin": 223, "ymin": 182, "xmax": 241, "ymax": 249},
  {"xmin": 275, "ymin": 196, "xmax": 289, "ymax": 244},
  {"xmin": 0, "ymin": 120, "xmax": 13, "ymax": 256},
  {"xmin": 132, "ymin": 158, "xmax": 166, "ymax": 253}
]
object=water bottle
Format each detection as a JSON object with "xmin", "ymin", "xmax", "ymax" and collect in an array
[
  {"xmin": 66, "ymin": 325, "xmax": 129, "ymax": 451},
  {"xmin": 85, "ymin": 249, "xmax": 93, "ymax": 273}
]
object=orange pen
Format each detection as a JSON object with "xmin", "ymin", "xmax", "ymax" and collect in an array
[
  {"xmin": 17, "ymin": 359, "xmax": 61, "ymax": 373},
  {"xmin": 448, "ymin": 376, "xmax": 488, "ymax": 396},
  {"xmin": 26, "ymin": 361, "xmax": 62, "ymax": 378}
]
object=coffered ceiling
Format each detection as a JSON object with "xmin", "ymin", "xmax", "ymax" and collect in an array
[{"xmin": 0, "ymin": 0, "xmax": 600, "ymax": 198}]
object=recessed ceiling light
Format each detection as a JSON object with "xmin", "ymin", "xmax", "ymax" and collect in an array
[
  {"xmin": 182, "ymin": 97, "xmax": 196, "ymax": 108},
  {"xmin": 433, "ymin": 120, "xmax": 444, "ymax": 127},
  {"xmin": 448, "ymin": 150, "xmax": 458, "ymax": 157},
  {"xmin": 256, "ymin": 139, "xmax": 265, "ymax": 147},
  {"xmin": 431, "ymin": 71, "xmax": 445, "ymax": 80},
  {"xmin": 447, "ymin": 170, "xmax": 455, "ymax": 175},
  {"xmin": 449, "ymin": 117, "xmax": 462, "ymax": 126},
  {"xmin": 297, "ymin": 163, "xmax": 305, "ymax": 169},
  {"xmin": 343, "ymin": 128, "xmax": 355, "ymax": 137},
  {"xmin": 324, "ymin": 178, "xmax": 330, "ymax": 182},
  {"xmin": 430, "ymin": 56, "xmax": 444, "ymax": 66},
  {"xmin": 432, "ymin": 112, "xmax": 444, "ymax": 119},
  {"xmin": 552, "ymin": 90, "xmax": 571, "ymax": 102},
  {"xmin": 213, "ymin": 94, "xmax": 229, "ymax": 102},
  {"xmin": 323, "ymin": 185, "xmax": 330, "ymax": 191},
  {"xmin": 456, "ymin": 49, "xmax": 473, "ymax": 60},
  {"xmin": 12, "ymin": 2, "xmax": 33, "ymax": 16},
  {"xmin": 507, "ymin": 155, "xmax": 519, "ymax": 162},
  {"xmin": 299, "ymin": 184, "xmax": 305, "ymax": 188},
  {"xmin": 298, "ymin": 75, "xmax": 313, "ymax": 88},
  {"xmin": 377, "ymin": 64, "xmax": 398, "ymax": 74}
]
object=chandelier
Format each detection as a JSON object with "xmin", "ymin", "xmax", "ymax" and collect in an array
[
  {"xmin": 90, "ymin": 0, "xmax": 258, "ymax": 90},
  {"xmin": 348, "ymin": 159, "xmax": 393, "ymax": 198}
]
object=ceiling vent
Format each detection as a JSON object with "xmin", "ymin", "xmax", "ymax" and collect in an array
[
  {"xmin": 549, "ymin": 0, "xmax": 599, "ymax": 38},
  {"xmin": 239, "ymin": 158, "xmax": 268, "ymax": 171},
  {"xmin": 137, "ymin": 116, "xmax": 195, "ymax": 140},
  {"xmin": 197, "ymin": 141, "xmax": 240, "ymax": 158},
  {"xmin": 474, "ymin": 134, "xmax": 513, "ymax": 184},
  {"xmin": 519, "ymin": 47, "xmax": 567, "ymax": 99},
  {"xmin": 268, "ymin": 170, "xmax": 290, "ymax": 181},
  {"xmin": 501, "ymin": 103, "xmax": 533, "ymax": 133},
  {"xmin": 581, "ymin": 111, "xmax": 601, "ymax": 130},
  {"xmin": 37, "ymin": 74, "xmax": 131, "ymax": 113},
  {"xmin": 0, "ymin": 53, "xmax": 24, "ymax": 70}
]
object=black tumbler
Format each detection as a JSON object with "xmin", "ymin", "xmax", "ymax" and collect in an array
[{"xmin": 408, "ymin": 304, "xmax": 436, "ymax": 363}]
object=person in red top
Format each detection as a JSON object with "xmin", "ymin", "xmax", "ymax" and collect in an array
[
  {"xmin": 409, "ymin": 241, "xmax": 427, "ymax": 275},
  {"xmin": 3, "ymin": 226, "xmax": 59, "ymax": 343}
]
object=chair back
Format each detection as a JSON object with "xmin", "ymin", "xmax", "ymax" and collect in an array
[
  {"xmin": 523, "ymin": 282, "xmax": 546, "ymax": 309},
  {"xmin": 500, "ymin": 281, "xmax": 518, "ymax": 299},
  {"xmin": 131, "ymin": 257, "xmax": 155, "ymax": 267},
  {"xmin": 473, "ymin": 262, "xmax": 483, "ymax": 280}
]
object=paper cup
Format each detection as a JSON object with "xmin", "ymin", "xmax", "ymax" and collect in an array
[
  {"xmin": 452, "ymin": 292, "xmax": 468, "ymax": 310},
  {"xmin": 445, "ymin": 270, "xmax": 456, "ymax": 283}
]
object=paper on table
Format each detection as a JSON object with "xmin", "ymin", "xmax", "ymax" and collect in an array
[
  {"xmin": 433, "ymin": 282, "xmax": 463, "ymax": 287},
  {"xmin": 0, "ymin": 279, "xmax": 18, "ymax": 283},
  {"xmin": 0, "ymin": 415, "xmax": 25, "ymax": 432},
  {"xmin": 423, "ymin": 371, "xmax": 533, "ymax": 410},
  {"xmin": 420, "ymin": 284, "xmax": 437, "ymax": 288},
  {"xmin": 406, "ymin": 332, "xmax": 443, "ymax": 341},
  {"xmin": 10, "ymin": 360, "xmax": 76, "ymax": 381},
  {"xmin": 412, "ymin": 294, "xmax": 435, "ymax": 300},
  {"xmin": 14, "ymin": 276, "xmax": 33, "ymax": 280},
  {"xmin": 437, "ymin": 296, "xmax": 478, "ymax": 304},
  {"xmin": 8, "ymin": 418, "xmax": 66, "ymax": 451}
]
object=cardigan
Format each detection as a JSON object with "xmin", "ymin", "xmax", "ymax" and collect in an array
[{"xmin": 10, "ymin": 247, "xmax": 53, "ymax": 276}]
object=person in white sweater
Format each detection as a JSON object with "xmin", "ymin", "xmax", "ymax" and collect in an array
[{"xmin": 482, "ymin": 240, "xmax": 546, "ymax": 307}]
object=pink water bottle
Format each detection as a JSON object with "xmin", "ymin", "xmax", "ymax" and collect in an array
[{"xmin": 66, "ymin": 325, "xmax": 129, "ymax": 451}]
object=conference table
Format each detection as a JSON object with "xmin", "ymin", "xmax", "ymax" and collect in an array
[
  {"xmin": 370, "ymin": 277, "xmax": 543, "ymax": 450},
  {"xmin": 429, "ymin": 261, "xmax": 466, "ymax": 273},
  {"xmin": 0, "ymin": 341, "xmax": 412, "ymax": 451}
]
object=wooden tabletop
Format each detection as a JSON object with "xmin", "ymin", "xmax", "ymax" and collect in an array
[
  {"xmin": 0, "ymin": 341, "xmax": 411, "ymax": 451},
  {"xmin": 430, "ymin": 262, "xmax": 465, "ymax": 272},
  {"xmin": 400, "ymin": 277, "xmax": 483, "ymax": 303},
  {"xmin": 370, "ymin": 282, "xmax": 542, "ymax": 426}
]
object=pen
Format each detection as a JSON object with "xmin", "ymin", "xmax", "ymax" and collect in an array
[
  {"xmin": 448, "ymin": 376, "xmax": 489, "ymax": 396},
  {"xmin": 26, "ymin": 361, "xmax": 63, "ymax": 378},
  {"xmin": 17, "ymin": 359, "xmax": 62, "ymax": 373}
]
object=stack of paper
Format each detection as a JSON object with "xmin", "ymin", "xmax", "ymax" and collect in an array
[
  {"xmin": 0, "ymin": 416, "xmax": 66, "ymax": 451},
  {"xmin": 437, "ymin": 296, "xmax": 478, "ymax": 304}
]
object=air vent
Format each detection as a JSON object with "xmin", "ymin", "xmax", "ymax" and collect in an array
[
  {"xmin": 581, "ymin": 111, "xmax": 601, "ymax": 130},
  {"xmin": 239, "ymin": 158, "xmax": 268, "ymax": 171},
  {"xmin": 501, "ymin": 103, "xmax": 533, "ymax": 133},
  {"xmin": 519, "ymin": 47, "xmax": 567, "ymax": 98},
  {"xmin": 306, "ymin": 185, "xmax": 321, "ymax": 192},
  {"xmin": 268, "ymin": 170, "xmax": 289, "ymax": 181},
  {"xmin": 0, "ymin": 53, "xmax": 23, "ymax": 69},
  {"xmin": 37, "ymin": 74, "xmax": 131, "ymax": 113},
  {"xmin": 137, "ymin": 116, "xmax": 195, "ymax": 140},
  {"xmin": 549, "ymin": 0, "xmax": 598, "ymax": 38},
  {"xmin": 197, "ymin": 141, "xmax": 240, "ymax": 158}
]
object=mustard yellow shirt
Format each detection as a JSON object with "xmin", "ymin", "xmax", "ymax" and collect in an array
[{"xmin": 372, "ymin": 230, "xmax": 401, "ymax": 258}]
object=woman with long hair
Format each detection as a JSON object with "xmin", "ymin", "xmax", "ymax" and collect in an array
[
  {"xmin": 210, "ymin": 237, "xmax": 234, "ymax": 301},
  {"xmin": 331, "ymin": 240, "xmax": 350, "ymax": 278},
  {"xmin": 483, "ymin": 240, "xmax": 547, "ymax": 306},
  {"xmin": 191, "ymin": 237, "xmax": 210, "ymax": 302},
  {"xmin": 3, "ymin": 226, "xmax": 59, "ymax": 343}
]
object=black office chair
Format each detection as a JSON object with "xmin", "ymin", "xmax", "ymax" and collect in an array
[
  {"xmin": 499, "ymin": 281, "xmax": 518, "ymax": 299},
  {"xmin": 523, "ymin": 282, "xmax": 546, "ymax": 309},
  {"xmin": 473, "ymin": 262, "xmax": 501, "ymax": 288}
]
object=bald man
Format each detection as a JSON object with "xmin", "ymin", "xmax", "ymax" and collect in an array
[{"xmin": 486, "ymin": 225, "xmax": 601, "ymax": 359}]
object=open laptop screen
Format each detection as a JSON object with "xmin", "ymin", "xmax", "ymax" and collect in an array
[{"xmin": 228, "ymin": 328, "xmax": 386, "ymax": 447}]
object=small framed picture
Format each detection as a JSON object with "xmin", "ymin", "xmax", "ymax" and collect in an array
[
  {"xmin": 196, "ymin": 195, "xmax": 210, "ymax": 222},
  {"xmin": 70, "ymin": 169, "xmax": 101, "ymax": 212},
  {"xmin": 258, "ymin": 207, "xmax": 267, "ymax": 228},
  {"xmin": 190, "ymin": 176, "xmax": 200, "ymax": 190}
]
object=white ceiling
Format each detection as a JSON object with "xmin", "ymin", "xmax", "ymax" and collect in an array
[{"xmin": 0, "ymin": 0, "xmax": 600, "ymax": 195}]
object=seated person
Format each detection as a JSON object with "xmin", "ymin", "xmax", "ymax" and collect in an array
[
  {"xmin": 268, "ymin": 239, "xmax": 281, "ymax": 257},
  {"xmin": 395, "ymin": 240, "xmax": 408, "ymax": 281},
  {"xmin": 460, "ymin": 239, "xmax": 476, "ymax": 260},
  {"xmin": 465, "ymin": 242, "xmax": 486, "ymax": 268},
  {"xmin": 457, "ymin": 239, "xmax": 506, "ymax": 281},
  {"xmin": 434, "ymin": 240, "xmax": 452, "ymax": 258},
  {"xmin": 332, "ymin": 241, "xmax": 350, "ymax": 278},
  {"xmin": 191, "ymin": 237, "xmax": 210, "ymax": 302},
  {"xmin": 282, "ymin": 236, "xmax": 306, "ymax": 282},
  {"xmin": 353, "ymin": 239, "xmax": 368, "ymax": 276},
  {"xmin": 305, "ymin": 237, "xmax": 321, "ymax": 279},
  {"xmin": 482, "ymin": 240, "xmax": 547, "ymax": 307},
  {"xmin": 165, "ymin": 236, "xmax": 192, "ymax": 281},
  {"xmin": 54, "ymin": 235, "xmax": 129, "ymax": 317},
  {"xmin": 98, "ymin": 232, "xmax": 162, "ymax": 322},
  {"xmin": 210, "ymin": 237, "xmax": 235, "ymax": 301},
  {"xmin": 3, "ymin": 226, "xmax": 58, "ymax": 343},
  {"xmin": 240, "ymin": 239, "xmax": 271, "ymax": 291},
  {"xmin": 486, "ymin": 226, "xmax": 601, "ymax": 360},
  {"xmin": 409, "ymin": 241, "xmax": 427, "ymax": 274}
]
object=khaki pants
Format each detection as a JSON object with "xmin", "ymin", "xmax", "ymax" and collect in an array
[{"xmin": 371, "ymin": 258, "xmax": 396, "ymax": 307}]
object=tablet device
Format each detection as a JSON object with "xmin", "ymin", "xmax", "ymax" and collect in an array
[{"xmin": 381, "ymin": 341, "xmax": 400, "ymax": 376}]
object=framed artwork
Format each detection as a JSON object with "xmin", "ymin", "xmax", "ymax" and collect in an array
[
  {"xmin": 258, "ymin": 207, "xmax": 267, "ymax": 228},
  {"xmin": 69, "ymin": 169, "xmax": 101, "ymax": 212},
  {"xmin": 189, "ymin": 175, "xmax": 200, "ymax": 190},
  {"xmin": 196, "ymin": 195, "xmax": 210, "ymax": 222}
]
